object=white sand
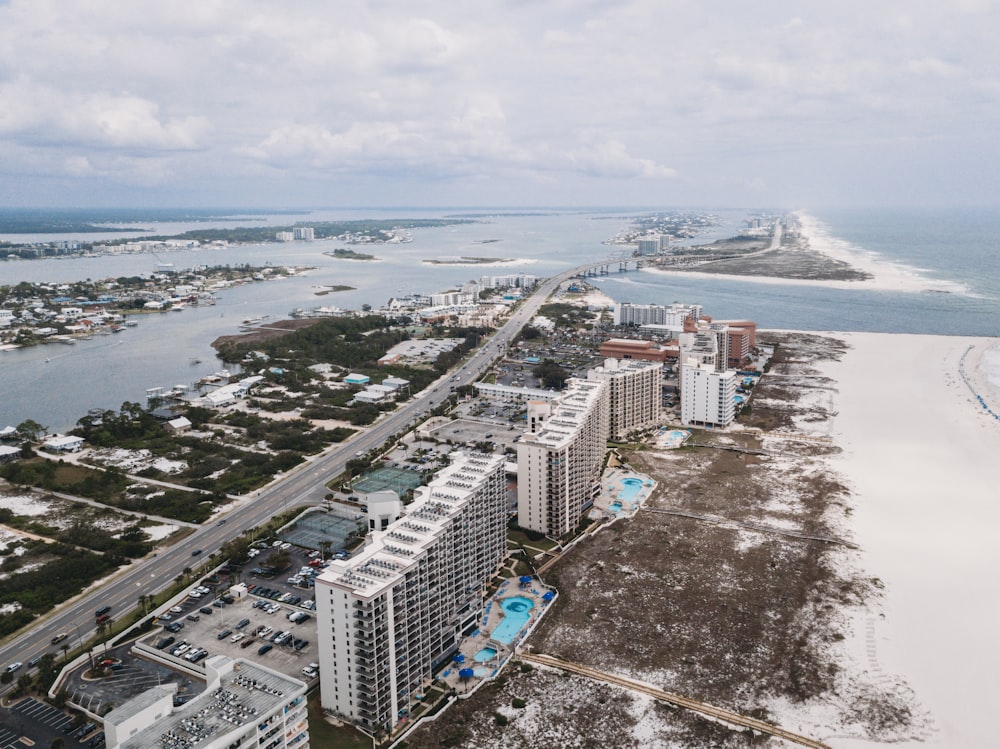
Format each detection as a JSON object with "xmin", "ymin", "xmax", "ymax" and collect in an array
[
  {"xmin": 820, "ymin": 332, "xmax": 1000, "ymax": 747},
  {"xmin": 643, "ymin": 213, "xmax": 970, "ymax": 295}
]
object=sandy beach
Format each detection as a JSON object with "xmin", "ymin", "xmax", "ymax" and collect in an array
[
  {"xmin": 821, "ymin": 332, "xmax": 1000, "ymax": 747},
  {"xmin": 644, "ymin": 212, "xmax": 970, "ymax": 295}
]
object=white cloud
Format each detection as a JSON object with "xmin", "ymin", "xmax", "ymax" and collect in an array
[{"xmin": 0, "ymin": 0, "xmax": 996, "ymax": 206}]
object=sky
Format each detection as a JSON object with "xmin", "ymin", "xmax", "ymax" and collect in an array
[{"xmin": 0, "ymin": 0, "xmax": 998, "ymax": 209}]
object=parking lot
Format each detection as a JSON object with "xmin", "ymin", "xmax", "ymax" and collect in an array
[
  {"xmin": 137, "ymin": 545, "xmax": 324, "ymax": 686},
  {"xmin": 1, "ymin": 697, "xmax": 92, "ymax": 749}
]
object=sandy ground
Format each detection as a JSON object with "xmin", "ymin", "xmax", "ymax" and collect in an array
[
  {"xmin": 645, "ymin": 213, "xmax": 965, "ymax": 294},
  {"xmin": 821, "ymin": 333, "xmax": 1000, "ymax": 747}
]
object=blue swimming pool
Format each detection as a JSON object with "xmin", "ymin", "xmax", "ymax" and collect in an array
[
  {"xmin": 491, "ymin": 596, "xmax": 534, "ymax": 645},
  {"xmin": 609, "ymin": 501, "xmax": 623, "ymax": 513},
  {"xmin": 474, "ymin": 647, "xmax": 497, "ymax": 662},
  {"xmin": 619, "ymin": 477, "xmax": 644, "ymax": 502}
]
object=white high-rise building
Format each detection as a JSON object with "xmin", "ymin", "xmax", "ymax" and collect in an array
[
  {"xmin": 293, "ymin": 227, "xmax": 315, "ymax": 240},
  {"xmin": 315, "ymin": 452, "xmax": 507, "ymax": 735},
  {"xmin": 516, "ymin": 379, "xmax": 609, "ymax": 537},
  {"xmin": 613, "ymin": 302, "xmax": 702, "ymax": 328},
  {"xmin": 680, "ymin": 361, "xmax": 736, "ymax": 428},
  {"xmin": 105, "ymin": 656, "xmax": 309, "ymax": 749},
  {"xmin": 587, "ymin": 358, "xmax": 662, "ymax": 440}
]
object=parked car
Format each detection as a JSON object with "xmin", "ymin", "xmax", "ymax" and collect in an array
[
  {"xmin": 217, "ymin": 629, "xmax": 233, "ymax": 640},
  {"xmin": 258, "ymin": 643, "xmax": 272, "ymax": 655}
]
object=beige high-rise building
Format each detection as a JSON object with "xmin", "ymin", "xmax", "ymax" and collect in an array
[
  {"xmin": 587, "ymin": 358, "xmax": 662, "ymax": 441},
  {"xmin": 516, "ymin": 379, "xmax": 609, "ymax": 537}
]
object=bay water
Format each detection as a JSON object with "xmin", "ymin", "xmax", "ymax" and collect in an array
[{"xmin": 2, "ymin": 207, "xmax": 998, "ymax": 432}]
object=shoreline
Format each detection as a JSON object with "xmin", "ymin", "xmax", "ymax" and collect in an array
[
  {"xmin": 643, "ymin": 213, "xmax": 972, "ymax": 296},
  {"xmin": 815, "ymin": 332, "xmax": 1000, "ymax": 747}
]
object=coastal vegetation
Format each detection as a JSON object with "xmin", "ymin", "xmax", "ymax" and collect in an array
[
  {"xmin": 0, "ymin": 544, "xmax": 124, "ymax": 637},
  {"xmin": 324, "ymin": 248, "xmax": 376, "ymax": 260},
  {"xmin": 423, "ymin": 256, "xmax": 513, "ymax": 265},
  {"xmin": 140, "ymin": 218, "xmax": 470, "ymax": 245}
]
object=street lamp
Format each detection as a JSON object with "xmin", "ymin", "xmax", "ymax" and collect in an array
[{"xmin": 73, "ymin": 624, "xmax": 95, "ymax": 671}]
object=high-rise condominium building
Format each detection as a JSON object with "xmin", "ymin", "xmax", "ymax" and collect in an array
[
  {"xmin": 613, "ymin": 302, "xmax": 702, "ymax": 328},
  {"xmin": 517, "ymin": 379, "xmax": 609, "ymax": 537},
  {"xmin": 587, "ymin": 358, "xmax": 662, "ymax": 441},
  {"xmin": 680, "ymin": 361, "xmax": 736, "ymax": 428},
  {"xmin": 315, "ymin": 452, "xmax": 507, "ymax": 735}
]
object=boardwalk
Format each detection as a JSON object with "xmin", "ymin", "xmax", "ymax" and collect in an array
[
  {"xmin": 641, "ymin": 507, "xmax": 859, "ymax": 549},
  {"xmin": 520, "ymin": 652, "xmax": 831, "ymax": 749}
]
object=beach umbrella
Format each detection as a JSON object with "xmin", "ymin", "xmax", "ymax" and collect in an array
[
  {"xmin": 458, "ymin": 668, "xmax": 474, "ymax": 680},
  {"xmin": 453, "ymin": 653, "xmax": 465, "ymax": 664},
  {"xmin": 519, "ymin": 575, "xmax": 532, "ymax": 584},
  {"xmin": 542, "ymin": 591, "xmax": 555, "ymax": 601}
]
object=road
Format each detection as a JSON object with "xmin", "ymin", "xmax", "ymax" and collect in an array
[{"xmin": 0, "ymin": 257, "xmax": 612, "ymax": 680}]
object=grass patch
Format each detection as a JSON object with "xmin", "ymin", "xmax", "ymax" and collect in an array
[{"xmin": 307, "ymin": 693, "xmax": 371, "ymax": 749}]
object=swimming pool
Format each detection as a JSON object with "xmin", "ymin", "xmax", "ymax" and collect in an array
[
  {"xmin": 474, "ymin": 647, "xmax": 497, "ymax": 662},
  {"xmin": 619, "ymin": 477, "xmax": 644, "ymax": 502},
  {"xmin": 609, "ymin": 501, "xmax": 623, "ymax": 513},
  {"xmin": 491, "ymin": 596, "xmax": 534, "ymax": 645}
]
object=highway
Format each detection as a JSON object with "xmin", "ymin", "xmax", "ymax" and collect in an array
[{"xmin": 0, "ymin": 258, "xmax": 612, "ymax": 679}]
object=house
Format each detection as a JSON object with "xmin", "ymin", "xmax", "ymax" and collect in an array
[
  {"xmin": 43, "ymin": 435, "xmax": 84, "ymax": 452},
  {"xmin": 344, "ymin": 373, "xmax": 370, "ymax": 386},
  {"xmin": 0, "ymin": 445, "xmax": 20, "ymax": 464},
  {"xmin": 165, "ymin": 416, "xmax": 192, "ymax": 433}
]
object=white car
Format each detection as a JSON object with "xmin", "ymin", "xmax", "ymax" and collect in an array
[
  {"xmin": 230, "ymin": 633, "xmax": 245, "ymax": 643},
  {"xmin": 5, "ymin": 662, "xmax": 22, "ymax": 673}
]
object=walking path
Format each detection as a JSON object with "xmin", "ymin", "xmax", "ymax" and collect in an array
[
  {"xmin": 641, "ymin": 507, "xmax": 858, "ymax": 549},
  {"xmin": 520, "ymin": 652, "xmax": 831, "ymax": 749}
]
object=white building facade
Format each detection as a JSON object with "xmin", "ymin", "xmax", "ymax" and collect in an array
[
  {"xmin": 680, "ymin": 362, "xmax": 736, "ymax": 428},
  {"xmin": 516, "ymin": 379, "xmax": 609, "ymax": 537},
  {"xmin": 315, "ymin": 452, "xmax": 507, "ymax": 735},
  {"xmin": 613, "ymin": 302, "xmax": 702, "ymax": 328}
]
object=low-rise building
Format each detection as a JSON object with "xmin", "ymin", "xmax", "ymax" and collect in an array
[{"xmin": 104, "ymin": 656, "xmax": 308, "ymax": 749}]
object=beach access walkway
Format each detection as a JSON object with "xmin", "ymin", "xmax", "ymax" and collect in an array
[
  {"xmin": 641, "ymin": 506, "xmax": 858, "ymax": 549},
  {"xmin": 520, "ymin": 652, "xmax": 831, "ymax": 749}
]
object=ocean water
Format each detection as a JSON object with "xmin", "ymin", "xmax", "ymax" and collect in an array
[{"xmin": 1, "ymin": 207, "xmax": 998, "ymax": 431}]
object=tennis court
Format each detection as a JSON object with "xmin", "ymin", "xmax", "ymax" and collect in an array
[
  {"xmin": 281, "ymin": 510, "xmax": 364, "ymax": 552},
  {"xmin": 352, "ymin": 466, "xmax": 423, "ymax": 496}
]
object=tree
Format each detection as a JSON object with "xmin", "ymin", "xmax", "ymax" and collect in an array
[
  {"xmin": 318, "ymin": 540, "xmax": 332, "ymax": 561},
  {"xmin": 534, "ymin": 359, "xmax": 570, "ymax": 389},
  {"xmin": 16, "ymin": 419, "xmax": 46, "ymax": 442}
]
